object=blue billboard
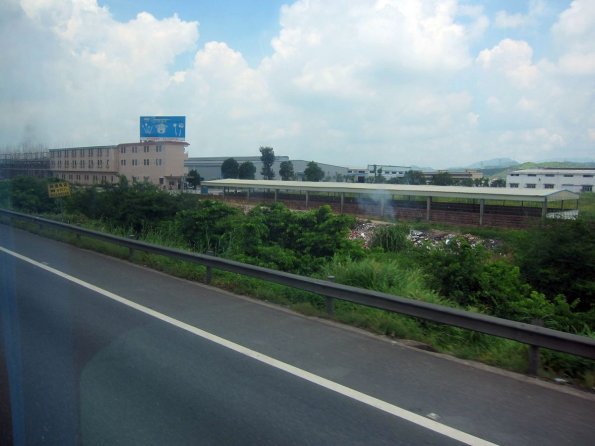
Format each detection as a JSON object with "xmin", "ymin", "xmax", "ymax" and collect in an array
[{"xmin": 140, "ymin": 116, "xmax": 186, "ymax": 139}]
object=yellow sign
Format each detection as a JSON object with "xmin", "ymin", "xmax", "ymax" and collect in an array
[{"xmin": 48, "ymin": 182, "xmax": 71, "ymax": 198}]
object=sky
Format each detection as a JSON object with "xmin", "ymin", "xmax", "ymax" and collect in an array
[{"xmin": 1, "ymin": 0, "xmax": 594, "ymax": 169}]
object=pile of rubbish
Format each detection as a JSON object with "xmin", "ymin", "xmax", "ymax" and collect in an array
[
  {"xmin": 348, "ymin": 221, "xmax": 379, "ymax": 248},
  {"xmin": 408, "ymin": 230, "xmax": 499, "ymax": 249},
  {"xmin": 348, "ymin": 220, "xmax": 500, "ymax": 250}
]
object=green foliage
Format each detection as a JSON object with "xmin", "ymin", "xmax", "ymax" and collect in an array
[
  {"xmin": 233, "ymin": 203, "xmax": 363, "ymax": 274},
  {"xmin": 304, "ymin": 161, "xmax": 324, "ymax": 182},
  {"xmin": 370, "ymin": 224, "xmax": 411, "ymax": 252},
  {"xmin": 401, "ymin": 170, "xmax": 425, "ymax": 185},
  {"xmin": 279, "ymin": 160, "xmax": 295, "ymax": 181},
  {"xmin": 430, "ymin": 172, "xmax": 453, "ymax": 186},
  {"xmin": 186, "ymin": 169, "xmax": 202, "ymax": 189},
  {"xmin": 221, "ymin": 158, "xmax": 239, "ymax": 179},
  {"xmin": 175, "ymin": 200, "xmax": 242, "ymax": 252},
  {"xmin": 259, "ymin": 146, "xmax": 275, "ymax": 180},
  {"xmin": 64, "ymin": 181, "xmax": 184, "ymax": 234},
  {"xmin": 5, "ymin": 176, "xmax": 60, "ymax": 213},
  {"xmin": 238, "ymin": 161, "xmax": 256, "ymax": 179},
  {"xmin": 515, "ymin": 219, "xmax": 595, "ymax": 312}
]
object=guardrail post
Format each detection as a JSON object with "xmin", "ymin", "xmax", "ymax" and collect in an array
[
  {"xmin": 528, "ymin": 318, "xmax": 543, "ymax": 376},
  {"xmin": 206, "ymin": 250, "xmax": 214, "ymax": 284},
  {"xmin": 128, "ymin": 234, "xmax": 136, "ymax": 259},
  {"xmin": 326, "ymin": 275, "xmax": 335, "ymax": 317}
]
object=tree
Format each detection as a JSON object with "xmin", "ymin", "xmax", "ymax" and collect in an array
[
  {"xmin": 259, "ymin": 146, "xmax": 275, "ymax": 180},
  {"xmin": 279, "ymin": 160, "xmax": 295, "ymax": 181},
  {"xmin": 221, "ymin": 158, "xmax": 239, "ymax": 179},
  {"xmin": 490, "ymin": 178, "xmax": 506, "ymax": 187},
  {"xmin": 186, "ymin": 169, "xmax": 202, "ymax": 190},
  {"xmin": 304, "ymin": 161, "xmax": 324, "ymax": 182},
  {"xmin": 402, "ymin": 170, "xmax": 425, "ymax": 185},
  {"xmin": 431, "ymin": 172, "xmax": 453, "ymax": 186},
  {"xmin": 238, "ymin": 161, "xmax": 256, "ymax": 179}
]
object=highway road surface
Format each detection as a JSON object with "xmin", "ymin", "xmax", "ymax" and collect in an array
[{"xmin": 1, "ymin": 223, "xmax": 594, "ymax": 445}]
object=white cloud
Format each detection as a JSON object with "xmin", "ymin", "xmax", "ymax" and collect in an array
[
  {"xmin": 494, "ymin": 0, "xmax": 546, "ymax": 29},
  {"xmin": 1, "ymin": 0, "xmax": 594, "ymax": 168},
  {"xmin": 476, "ymin": 39, "xmax": 539, "ymax": 88}
]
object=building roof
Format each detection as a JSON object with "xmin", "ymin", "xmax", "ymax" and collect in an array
[
  {"xmin": 509, "ymin": 168, "xmax": 595, "ymax": 175},
  {"xmin": 202, "ymin": 179, "xmax": 579, "ymax": 202}
]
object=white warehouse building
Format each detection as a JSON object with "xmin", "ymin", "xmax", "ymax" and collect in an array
[{"xmin": 506, "ymin": 168, "xmax": 594, "ymax": 193}]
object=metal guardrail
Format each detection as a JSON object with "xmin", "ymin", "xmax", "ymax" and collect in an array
[{"xmin": 1, "ymin": 208, "xmax": 594, "ymax": 371}]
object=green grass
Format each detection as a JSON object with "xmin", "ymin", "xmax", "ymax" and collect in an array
[{"xmin": 579, "ymin": 192, "xmax": 595, "ymax": 220}]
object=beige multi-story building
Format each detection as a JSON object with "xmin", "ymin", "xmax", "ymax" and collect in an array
[{"xmin": 50, "ymin": 141, "xmax": 188, "ymax": 189}]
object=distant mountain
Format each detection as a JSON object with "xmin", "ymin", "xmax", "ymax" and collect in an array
[{"xmin": 466, "ymin": 158, "xmax": 519, "ymax": 169}]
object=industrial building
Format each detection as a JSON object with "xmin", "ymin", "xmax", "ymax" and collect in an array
[
  {"xmin": 0, "ymin": 151, "xmax": 51, "ymax": 180},
  {"xmin": 202, "ymin": 179, "xmax": 580, "ymax": 227},
  {"xmin": 507, "ymin": 168, "xmax": 595, "ymax": 193},
  {"xmin": 49, "ymin": 141, "xmax": 188, "ymax": 189},
  {"xmin": 185, "ymin": 156, "xmax": 348, "ymax": 181}
]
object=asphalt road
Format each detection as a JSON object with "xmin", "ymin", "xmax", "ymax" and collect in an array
[{"xmin": 1, "ymin": 224, "xmax": 594, "ymax": 445}]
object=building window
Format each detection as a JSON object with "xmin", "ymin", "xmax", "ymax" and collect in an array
[
  {"xmin": 71, "ymin": 150, "xmax": 76, "ymax": 158},
  {"xmin": 88, "ymin": 149, "xmax": 93, "ymax": 157},
  {"xmin": 121, "ymin": 159, "xmax": 126, "ymax": 166},
  {"xmin": 132, "ymin": 159, "xmax": 138, "ymax": 166},
  {"xmin": 65, "ymin": 151, "xmax": 69, "ymax": 158},
  {"xmin": 510, "ymin": 173, "xmax": 519, "ymax": 176},
  {"xmin": 144, "ymin": 145, "xmax": 150, "ymax": 153},
  {"xmin": 97, "ymin": 160, "xmax": 103, "ymax": 168},
  {"xmin": 132, "ymin": 146, "xmax": 138, "ymax": 153},
  {"xmin": 93, "ymin": 175, "xmax": 98, "ymax": 183},
  {"xmin": 57, "ymin": 151, "xmax": 61, "ymax": 158},
  {"xmin": 68, "ymin": 174, "xmax": 73, "ymax": 180},
  {"xmin": 65, "ymin": 160, "xmax": 70, "ymax": 168},
  {"xmin": 72, "ymin": 160, "xmax": 77, "ymax": 168},
  {"xmin": 97, "ymin": 148, "xmax": 103, "ymax": 157},
  {"xmin": 528, "ymin": 174, "xmax": 536, "ymax": 177},
  {"xmin": 544, "ymin": 184, "xmax": 555, "ymax": 189},
  {"xmin": 106, "ymin": 159, "xmax": 110, "ymax": 169},
  {"xmin": 159, "ymin": 177, "xmax": 164, "ymax": 185},
  {"xmin": 563, "ymin": 174, "xmax": 573, "ymax": 177},
  {"xmin": 583, "ymin": 185, "xmax": 593, "ymax": 192},
  {"xmin": 80, "ymin": 160, "xmax": 85, "ymax": 168},
  {"xmin": 89, "ymin": 160, "xmax": 94, "ymax": 168},
  {"xmin": 85, "ymin": 175, "xmax": 89, "ymax": 181},
  {"xmin": 144, "ymin": 159, "xmax": 150, "ymax": 166},
  {"xmin": 156, "ymin": 159, "xmax": 162, "ymax": 166},
  {"xmin": 509, "ymin": 183, "xmax": 519, "ymax": 188},
  {"xmin": 120, "ymin": 146, "xmax": 126, "ymax": 154},
  {"xmin": 545, "ymin": 173, "xmax": 555, "ymax": 177},
  {"xmin": 156, "ymin": 145, "xmax": 163, "ymax": 153},
  {"xmin": 526, "ymin": 183, "xmax": 536, "ymax": 188},
  {"xmin": 584, "ymin": 174, "xmax": 594, "ymax": 178},
  {"xmin": 57, "ymin": 160, "xmax": 62, "ymax": 168},
  {"xmin": 76, "ymin": 174, "xmax": 80, "ymax": 180},
  {"xmin": 51, "ymin": 161, "xmax": 55, "ymax": 168}
]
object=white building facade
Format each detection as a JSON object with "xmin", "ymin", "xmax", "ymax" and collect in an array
[{"xmin": 506, "ymin": 168, "xmax": 595, "ymax": 193}]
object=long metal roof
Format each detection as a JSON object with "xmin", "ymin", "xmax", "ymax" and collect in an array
[{"xmin": 202, "ymin": 179, "xmax": 579, "ymax": 202}]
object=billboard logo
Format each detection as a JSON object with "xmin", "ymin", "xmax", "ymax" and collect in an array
[{"xmin": 140, "ymin": 116, "xmax": 185, "ymax": 140}]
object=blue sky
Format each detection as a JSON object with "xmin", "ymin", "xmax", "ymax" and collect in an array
[
  {"xmin": 1, "ymin": 0, "xmax": 594, "ymax": 168},
  {"xmin": 100, "ymin": 0, "xmax": 287, "ymax": 66}
]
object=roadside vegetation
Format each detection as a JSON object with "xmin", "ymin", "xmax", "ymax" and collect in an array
[{"xmin": 1, "ymin": 177, "xmax": 594, "ymax": 387}]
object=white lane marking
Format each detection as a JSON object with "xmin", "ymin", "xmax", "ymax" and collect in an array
[{"xmin": 1, "ymin": 246, "xmax": 498, "ymax": 446}]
